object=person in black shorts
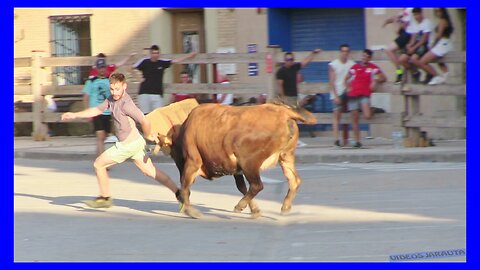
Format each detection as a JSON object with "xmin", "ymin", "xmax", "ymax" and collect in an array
[
  {"xmin": 92, "ymin": 114, "xmax": 111, "ymax": 156},
  {"xmin": 82, "ymin": 61, "xmax": 112, "ymax": 157},
  {"xmin": 382, "ymin": 8, "xmax": 414, "ymax": 84}
]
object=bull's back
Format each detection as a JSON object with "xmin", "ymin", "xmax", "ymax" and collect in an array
[{"xmin": 180, "ymin": 104, "xmax": 300, "ymax": 177}]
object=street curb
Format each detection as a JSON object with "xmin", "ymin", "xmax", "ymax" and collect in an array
[{"xmin": 14, "ymin": 150, "xmax": 466, "ymax": 163}]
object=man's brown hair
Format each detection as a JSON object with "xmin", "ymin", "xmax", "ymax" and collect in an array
[{"xmin": 109, "ymin": 73, "xmax": 126, "ymax": 84}]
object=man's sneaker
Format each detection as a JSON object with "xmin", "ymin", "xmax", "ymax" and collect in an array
[
  {"xmin": 442, "ymin": 72, "xmax": 449, "ymax": 81},
  {"xmin": 352, "ymin": 142, "xmax": 362, "ymax": 149},
  {"xmin": 428, "ymin": 76, "xmax": 446, "ymax": 85},
  {"xmin": 422, "ymin": 73, "xmax": 434, "ymax": 85},
  {"xmin": 411, "ymin": 71, "xmax": 421, "ymax": 84},
  {"xmin": 394, "ymin": 69, "xmax": 404, "ymax": 85},
  {"xmin": 84, "ymin": 196, "xmax": 113, "ymax": 208},
  {"xmin": 176, "ymin": 190, "xmax": 187, "ymax": 213},
  {"xmin": 334, "ymin": 140, "xmax": 341, "ymax": 147}
]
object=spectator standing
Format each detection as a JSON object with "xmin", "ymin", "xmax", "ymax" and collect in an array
[
  {"xmin": 276, "ymin": 49, "xmax": 321, "ymax": 108},
  {"xmin": 345, "ymin": 49, "xmax": 386, "ymax": 148},
  {"xmin": 82, "ymin": 59, "xmax": 112, "ymax": 157},
  {"xmin": 276, "ymin": 48, "xmax": 321, "ymax": 147},
  {"xmin": 328, "ymin": 44, "xmax": 355, "ymax": 147},
  {"xmin": 89, "ymin": 52, "xmax": 136, "ymax": 79},
  {"xmin": 133, "ymin": 45, "xmax": 196, "ymax": 114}
]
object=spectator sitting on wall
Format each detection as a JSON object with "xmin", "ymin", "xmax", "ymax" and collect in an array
[
  {"xmin": 382, "ymin": 8, "xmax": 414, "ymax": 84},
  {"xmin": 411, "ymin": 8, "xmax": 454, "ymax": 85}
]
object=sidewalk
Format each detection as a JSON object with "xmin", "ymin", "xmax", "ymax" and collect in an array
[{"xmin": 14, "ymin": 135, "xmax": 466, "ymax": 164}]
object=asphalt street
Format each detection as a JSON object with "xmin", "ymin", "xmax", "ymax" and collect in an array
[{"xmin": 14, "ymin": 158, "xmax": 466, "ymax": 262}]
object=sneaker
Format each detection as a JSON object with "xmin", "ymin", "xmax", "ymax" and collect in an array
[
  {"xmin": 352, "ymin": 142, "xmax": 362, "ymax": 149},
  {"xmin": 334, "ymin": 140, "xmax": 341, "ymax": 147},
  {"xmin": 442, "ymin": 72, "xmax": 449, "ymax": 81},
  {"xmin": 84, "ymin": 196, "xmax": 113, "ymax": 208},
  {"xmin": 394, "ymin": 69, "xmax": 404, "ymax": 85},
  {"xmin": 297, "ymin": 140, "xmax": 307, "ymax": 148},
  {"xmin": 411, "ymin": 71, "xmax": 421, "ymax": 84},
  {"xmin": 422, "ymin": 73, "xmax": 434, "ymax": 85},
  {"xmin": 428, "ymin": 76, "xmax": 446, "ymax": 85},
  {"xmin": 104, "ymin": 135, "xmax": 118, "ymax": 143}
]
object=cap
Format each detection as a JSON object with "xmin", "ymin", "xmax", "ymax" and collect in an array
[{"xmin": 96, "ymin": 58, "xmax": 107, "ymax": 68}]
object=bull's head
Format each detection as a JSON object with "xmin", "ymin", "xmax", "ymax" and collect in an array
[
  {"xmin": 154, "ymin": 133, "xmax": 173, "ymax": 156},
  {"xmin": 145, "ymin": 98, "xmax": 199, "ymax": 156}
]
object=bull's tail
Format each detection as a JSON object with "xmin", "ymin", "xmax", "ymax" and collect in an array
[{"xmin": 286, "ymin": 108, "xmax": 317, "ymax": 125}]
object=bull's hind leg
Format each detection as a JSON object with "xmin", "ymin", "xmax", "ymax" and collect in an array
[
  {"xmin": 279, "ymin": 153, "xmax": 302, "ymax": 215},
  {"xmin": 233, "ymin": 174, "xmax": 261, "ymax": 217},
  {"xmin": 180, "ymin": 159, "xmax": 202, "ymax": 219},
  {"xmin": 234, "ymin": 168, "xmax": 264, "ymax": 219}
]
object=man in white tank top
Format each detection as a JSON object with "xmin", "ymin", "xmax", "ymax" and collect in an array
[{"xmin": 328, "ymin": 44, "xmax": 356, "ymax": 147}]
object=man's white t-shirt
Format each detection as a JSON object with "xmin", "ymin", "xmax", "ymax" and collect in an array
[
  {"xmin": 217, "ymin": 81, "xmax": 234, "ymax": 105},
  {"xmin": 328, "ymin": 58, "xmax": 356, "ymax": 99},
  {"xmin": 409, "ymin": 17, "xmax": 434, "ymax": 35}
]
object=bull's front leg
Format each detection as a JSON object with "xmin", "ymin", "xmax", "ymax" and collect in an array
[
  {"xmin": 234, "ymin": 170, "xmax": 264, "ymax": 219},
  {"xmin": 233, "ymin": 174, "xmax": 261, "ymax": 217},
  {"xmin": 180, "ymin": 160, "xmax": 202, "ymax": 219}
]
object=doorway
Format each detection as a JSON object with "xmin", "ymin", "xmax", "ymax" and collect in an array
[{"xmin": 171, "ymin": 9, "xmax": 206, "ymax": 83}]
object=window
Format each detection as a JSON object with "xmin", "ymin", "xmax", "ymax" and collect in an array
[{"xmin": 49, "ymin": 14, "xmax": 92, "ymax": 85}]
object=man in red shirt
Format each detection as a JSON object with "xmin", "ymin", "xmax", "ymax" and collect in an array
[
  {"xmin": 89, "ymin": 52, "xmax": 136, "ymax": 79},
  {"xmin": 345, "ymin": 49, "xmax": 386, "ymax": 148}
]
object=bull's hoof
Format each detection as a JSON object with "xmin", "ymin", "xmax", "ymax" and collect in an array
[
  {"xmin": 280, "ymin": 207, "xmax": 291, "ymax": 215},
  {"xmin": 184, "ymin": 207, "xmax": 202, "ymax": 219},
  {"xmin": 234, "ymin": 205, "xmax": 244, "ymax": 213},
  {"xmin": 250, "ymin": 210, "xmax": 262, "ymax": 219}
]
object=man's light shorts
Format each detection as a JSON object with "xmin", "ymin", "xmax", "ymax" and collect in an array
[
  {"xmin": 348, "ymin": 96, "xmax": 370, "ymax": 111},
  {"xmin": 104, "ymin": 136, "xmax": 146, "ymax": 163}
]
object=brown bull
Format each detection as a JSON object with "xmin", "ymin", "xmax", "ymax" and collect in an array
[{"xmin": 158, "ymin": 102, "xmax": 316, "ymax": 219}]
